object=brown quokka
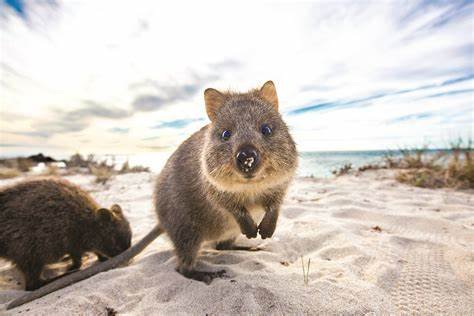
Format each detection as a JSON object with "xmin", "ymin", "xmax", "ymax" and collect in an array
[
  {"xmin": 154, "ymin": 80, "xmax": 298, "ymax": 283},
  {"xmin": 0, "ymin": 178, "xmax": 132, "ymax": 290}
]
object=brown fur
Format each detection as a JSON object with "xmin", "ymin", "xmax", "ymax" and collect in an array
[
  {"xmin": 154, "ymin": 81, "xmax": 298, "ymax": 283},
  {"xmin": 0, "ymin": 177, "xmax": 131, "ymax": 290}
]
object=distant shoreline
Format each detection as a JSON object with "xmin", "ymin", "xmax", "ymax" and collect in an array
[{"xmin": 0, "ymin": 147, "xmax": 459, "ymax": 160}]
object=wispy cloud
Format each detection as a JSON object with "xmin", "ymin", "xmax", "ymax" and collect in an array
[
  {"xmin": 30, "ymin": 101, "xmax": 131, "ymax": 137},
  {"xmin": 108, "ymin": 127, "xmax": 129, "ymax": 134},
  {"xmin": 417, "ymin": 1, "xmax": 472, "ymax": 31},
  {"xmin": 130, "ymin": 73, "xmax": 220, "ymax": 112},
  {"xmin": 3, "ymin": 130, "xmax": 50, "ymax": 138},
  {"xmin": 388, "ymin": 112, "xmax": 434, "ymax": 124},
  {"xmin": 69, "ymin": 101, "xmax": 129, "ymax": 119},
  {"xmin": 131, "ymin": 86, "xmax": 198, "ymax": 112},
  {"xmin": 152, "ymin": 118, "xmax": 204, "ymax": 129},
  {"xmin": 288, "ymin": 74, "xmax": 474, "ymax": 116},
  {"xmin": 398, "ymin": 0, "xmax": 473, "ymax": 38},
  {"xmin": 423, "ymin": 89, "xmax": 474, "ymax": 99},
  {"xmin": 208, "ymin": 59, "xmax": 242, "ymax": 71},
  {"xmin": 0, "ymin": 142, "xmax": 64, "ymax": 148},
  {"xmin": 132, "ymin": 95, "xmax": 168, "ymax": 112}
]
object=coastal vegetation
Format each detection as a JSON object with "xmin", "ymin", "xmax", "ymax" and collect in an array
[
  {"xmin": 0, "ymin": 153, "xmax": 149, "ymax": 184},
  {"xmin": 333, "ymin": 138, "xmax": 473, "ymax": 189}
]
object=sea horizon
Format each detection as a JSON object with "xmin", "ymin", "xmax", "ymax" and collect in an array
[{"xmin": 1, "ymin": 147, "xmax": 454, "ymax": 178}]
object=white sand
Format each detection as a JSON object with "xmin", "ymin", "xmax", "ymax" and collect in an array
[{"xmin": 1, "ymin": 170, "xmax": 473, "ymax": 314}]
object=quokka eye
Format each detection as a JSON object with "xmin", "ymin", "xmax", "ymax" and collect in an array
[
  {"xmin": 221, "ymin": 130, "xmax": 231, "ymax": 141},
  {"xmin": 261, "ymin": 124, "xmax": 272, "ymax": 136}
]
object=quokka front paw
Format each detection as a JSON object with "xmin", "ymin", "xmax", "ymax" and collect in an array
[
  {"xmin": 258, "ymin": 215, "xmax": 277, "ymax": 239},
  {"xmin": 240, "ymin": 220, "xmax": 258, "ymax": 239}
]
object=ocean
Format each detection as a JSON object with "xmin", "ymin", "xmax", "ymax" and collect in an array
[
  {"xmin": 102, "ymin": 150, "xmax": 399, "ymax": 178},
  {"xmin": 297, "ymin": 151, "xmax": 393, "ymax": 177}
]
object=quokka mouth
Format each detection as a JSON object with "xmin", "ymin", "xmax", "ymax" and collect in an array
[
  {"xmin": 235, "ymin": 167, "xmax": 260, "ymax": 179},
  {"xmin": 235, "ymin": 169, "xmax": 268, "ymax": 182}
]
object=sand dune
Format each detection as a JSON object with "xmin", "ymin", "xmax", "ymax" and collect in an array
[{"xmin": 1, "ymin": 170, "xmax": 473, "ymax": 314}]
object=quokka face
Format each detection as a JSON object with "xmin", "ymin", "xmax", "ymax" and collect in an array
[
  {"xmin": 93, "ymin": 204, "xmax": 132, "ymax": 258},
  {"xmin": 202, "ymin": 81, "xmax": 298, "ymax": 192}
]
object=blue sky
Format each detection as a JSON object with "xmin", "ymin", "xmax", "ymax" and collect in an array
[{"xmin": 0, "ymin": 0, "xmax": 473, "ymax": 156}]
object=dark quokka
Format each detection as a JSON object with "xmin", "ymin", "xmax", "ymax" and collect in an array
[
  {"xmin": 0, "ymin": 178, "xmax": 132, "ymax": 290},
  {"xmin": 154, "ymin": 80, "xmax": 298, "ymax": 283}
]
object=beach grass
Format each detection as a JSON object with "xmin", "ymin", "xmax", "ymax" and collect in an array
[{"xmin": 394, "ymin": 138, "xmax": 473, "ymax": 189}]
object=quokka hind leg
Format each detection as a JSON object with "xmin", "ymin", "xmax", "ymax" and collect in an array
[
  {"xmin": 96, "ymin": 253, "xmax": 108, "ymax": 262},
  {"xmin": 174, "ymin": 230, "xmax": 226, "ymax": 284},
  {"xmin": 67, "ymin": 252, "xmax": 83, "ymax": 272},
  {"xmin": 18, "ymin": 262, "xmax": 45, "ymax": 291},
  {"xmin": 216, "ymin": 238, "xmax": 261, "ymax": 251}
]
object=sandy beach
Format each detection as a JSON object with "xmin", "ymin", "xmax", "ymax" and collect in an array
[{"xmin": 0, "ymin": 170, "xmax": 473, "ymax": 314}]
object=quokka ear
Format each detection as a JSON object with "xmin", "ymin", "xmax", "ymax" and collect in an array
[
  {"xmin": 204, "ymin": 88, "xmax": 225, "ymax": 122},
  {"xmin": 259, "ymin": 80, "xmax": 278, "ymax": 110},
  {"xmin": 97, "ymin": 208, "xmax": 113, "ymax": 222},
  {"xmin": 110, "ymin": 204, "xmax": 123, "ymax": 216}
]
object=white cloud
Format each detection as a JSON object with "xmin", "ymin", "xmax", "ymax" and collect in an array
[{"xmin": 0, "ymin": 0, "xmax": 472, "ymax": 156}]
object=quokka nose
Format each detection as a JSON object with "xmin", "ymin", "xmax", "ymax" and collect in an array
[{"xmin": 236, "ymin": 146, "xmax": 260, "ymax": 173}]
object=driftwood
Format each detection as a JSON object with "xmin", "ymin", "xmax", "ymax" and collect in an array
[{"xmin": 7, "ymin": 226, "xmax": 163, "ymax": 310}]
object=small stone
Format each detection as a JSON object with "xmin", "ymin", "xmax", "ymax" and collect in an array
[{"xmin": 371, "ymin": 225, "xmax": 382, "ymax": 233}]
